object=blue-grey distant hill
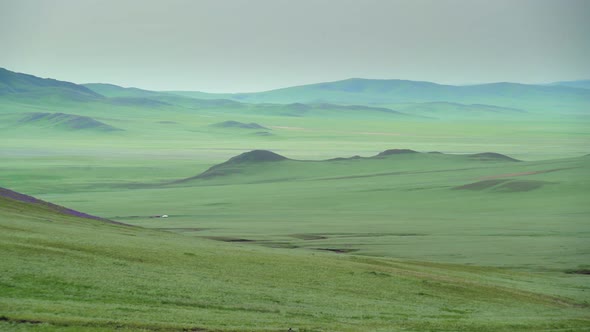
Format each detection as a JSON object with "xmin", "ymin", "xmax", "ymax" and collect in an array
[
  {"xmin": 167, "ymin": 78, "xmax": 590, "ymax": 110},
  {"xmin": 0, "ymin": 68, "xmax": 241, "ymax": 110},
  {"xmin": 82, "ymin": 82, "xmax": 244, "ymax": 109},
  {"xmin": 83, "ymin": 83, "xmax": 165, "ymax": 98},
  {"xmin": 2, "ymin": 68, "xmax": 588, "ymax": 115},
  {"xmin": 0, "ymin": 67, "xmax": 103, "ymax": 101},
  {"xmin": 549, "ymin": 80, "xmax": 590, "ymax": 90}
]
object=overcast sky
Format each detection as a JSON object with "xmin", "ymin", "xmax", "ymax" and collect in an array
[{"xmin": 1, "ymin": 0, "xmax": 589, "ymax": 92}]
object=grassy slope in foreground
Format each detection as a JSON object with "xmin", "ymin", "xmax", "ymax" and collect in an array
[{"xmin": 1, "ymin": 189, "xmax": 589, "ymax": 331}]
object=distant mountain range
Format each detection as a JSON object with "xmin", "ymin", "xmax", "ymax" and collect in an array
[
  {"xmin": 165, "ymin": 78, "xmax": 590, "ymax": 110},
  {"xmin": 1, "ymin": 67, "xmax": 589, "ymax": 114}
]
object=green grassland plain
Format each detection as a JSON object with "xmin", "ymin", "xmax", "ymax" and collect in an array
[
  {"xmin": 1, "ymin": 74, "xmax": 589, "ymax": 330},
  {"xmin": 1, "ymin": 97, "xmax": 588, "ymax": 270}
]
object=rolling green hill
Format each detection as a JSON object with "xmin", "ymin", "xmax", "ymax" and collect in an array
[
  {"xmin": 5, "ymin": 69, "xmax": 587, "ymax": 121},
  {"xmin": 5, "ymin": 112, "xmax": 123, "ymax": 132},
  {"xmin": 173, "ymin": 149, "xmax": 523, "ymax": 185},
  {"xmin": 84, "ymin": 81, "xmax": 536, "ymax": 119},
  {"xmin": 83, "ymin": 82, "xmax": 416, "ymax": 118},
  {"xmin": 1, "ymin": 187, "xmax": 589, "ymax": 331},
  {"xmin": 0, "ymin": 69, "xmax": 244, "ymax": 114}
]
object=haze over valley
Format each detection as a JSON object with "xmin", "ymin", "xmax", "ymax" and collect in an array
[{"xmin": 1, "ymin": 1, "xmax": 589, "ymax": 331}]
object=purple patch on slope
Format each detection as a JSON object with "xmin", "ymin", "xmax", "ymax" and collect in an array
[{"xmin": 0, "ymin": 187, "xmax": 129, "ymax": 226}]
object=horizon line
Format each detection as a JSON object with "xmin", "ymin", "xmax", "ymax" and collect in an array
[{"xmin": 2, "ymin": 66, "xmax": 589, "ymax": 94}]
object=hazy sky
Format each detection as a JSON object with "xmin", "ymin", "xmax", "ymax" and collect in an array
[{"xmin": 1, "ymin": 0, "xmax": 589, "ymax": 92}]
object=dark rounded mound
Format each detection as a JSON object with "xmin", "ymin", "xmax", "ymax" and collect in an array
[
  {"xmin": 227, "ymin": 150, "xmax": 287, "ymax": 164},
  {"xmin": 174, "ymin": 150, "xmax": 288, "ymax": 182},
  {"xmin": 375, "ymin": 149, "xmax": 418, "ymax": 157},
  {"xmin": 469, "ymin": 152, "xmax": 520, "ymax": 162},
  {"xmin": 18, "ymin": 112, "xmax": 122, "ymax": 132},
  {"xmin": 212, "ymin": 121, "xmax": 268, "ymax": 130},
  {"xmin": 327, "ymin": 155, "xmax": 362, "ymax": 161},
  {"xmin": 253, "ymin": 131, "xmax": 273, "ymax": 136}
]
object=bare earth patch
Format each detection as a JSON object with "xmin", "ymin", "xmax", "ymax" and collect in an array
[
  {"xmin": 316, "ymin": 248, "xmax": 360, "ymax": 254},
  {"xmin": 454, "ymin": 179, "xmax": 553, "ymax": 192}
]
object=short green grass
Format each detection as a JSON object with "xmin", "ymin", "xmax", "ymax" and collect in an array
[{"xmin": 1, "ymin": 196, "xmax": 589, "ymax": 331}]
